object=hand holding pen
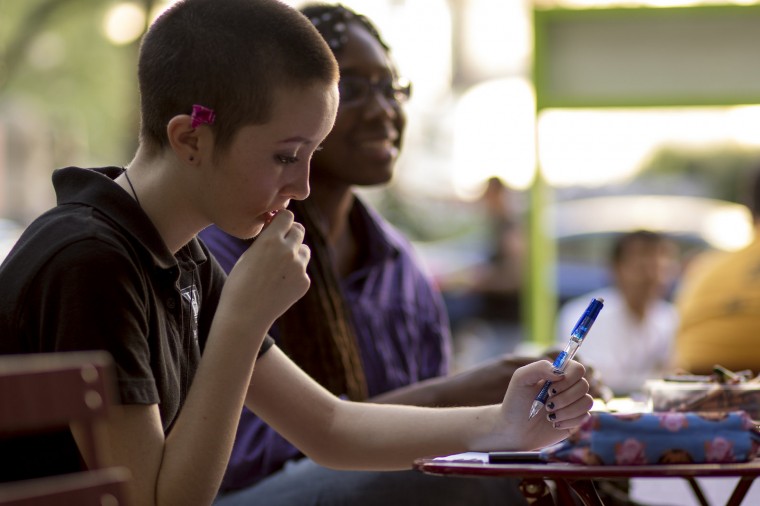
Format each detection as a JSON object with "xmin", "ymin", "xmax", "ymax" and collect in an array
[{"xmin": 528, "ymin": 297, "xmax": 604, "ymax": 420}]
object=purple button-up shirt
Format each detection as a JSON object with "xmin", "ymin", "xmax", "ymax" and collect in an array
[{"xmin": 199, "ymin": 197, "xmax": 451, "ymax": 492}]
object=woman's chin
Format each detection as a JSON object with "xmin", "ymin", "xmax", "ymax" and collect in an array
[
  {"xmin": 249, "ymin": 224, "xmax": 265, "ymax": 239},
  {"xmin": 226, "ymin": 219, "xmax": 265, "ymax": 241}
]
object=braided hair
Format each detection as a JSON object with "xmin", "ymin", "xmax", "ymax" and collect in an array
[
  {"xmin": 274, "ymin": 4, "xmax": 394, "ymax": 401},
  {"xmin": 276, "ymin": 199, "xmax": 368, "ymax": 401},
  {"xmin": 300, "ymin": 3, "xmax": 389, "ymax": 53}
]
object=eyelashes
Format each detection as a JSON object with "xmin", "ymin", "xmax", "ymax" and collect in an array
[
  {"xmin": 275, "ymin": 154, "xmax": 299, "ymax": 165},
  {"xmin": 275, "ymin": 146, "xmax": 324, "ymax": 165}
]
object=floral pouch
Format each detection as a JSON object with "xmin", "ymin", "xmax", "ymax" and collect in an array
[{"xmin": 541, "ymin": 411, "xmax": 760, "ymax": 465}]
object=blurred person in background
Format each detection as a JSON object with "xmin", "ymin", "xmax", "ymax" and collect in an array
[
  {"xmin": 466, "ymin": 176, "xmax": 526, "ymax": 319},
  {"xmin": 477, "ymin": 177, "xmax": 526, "ymax": 296},
  {"xmin": 556, "ymin": 230, "xmax": 680, "ymax": 396},
  {"xmin": 440, "ymin": 176, "xmax": 527, "ymax": 369},
  {"xmin": 674, "ymin": 167, "xmax": 760, "ymax": 375},
  {"xmin": 200, "ymin": 4, "xmax": 540, "ymax": 505}
]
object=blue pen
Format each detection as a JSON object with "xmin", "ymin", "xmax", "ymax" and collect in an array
[{"xmin": 528, "ymin": 297, "xmax": 604, "ymax": 420}]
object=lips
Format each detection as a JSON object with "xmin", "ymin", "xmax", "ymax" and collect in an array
[
  {"xmin": 263, "ymin": 209, "xmax": 279, "ymax": 226},
  {"xmin": 353, "ymin": 133, "xmax": 400, "ymax": 160},
  {"xmin": 357, "ymin": 138, "xmax": 396, "ymax": 149},
  {"xmin": 354, "ymin": 128, "xmax": 398, "ymax": 143}
]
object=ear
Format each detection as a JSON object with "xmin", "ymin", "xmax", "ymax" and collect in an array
[{"xmin": 167, "ymin": 115, "xmax": 212, "ymax": 165}]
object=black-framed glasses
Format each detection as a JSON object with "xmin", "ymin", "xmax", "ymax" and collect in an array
[{"xmin": 338, "ymin": 75, "xmax": 412, "ymax": 107}]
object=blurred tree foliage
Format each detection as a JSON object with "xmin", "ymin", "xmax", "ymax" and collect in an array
[{"xmin": 0, "ymin": 0, "xmax": 150, "ymax": 167}]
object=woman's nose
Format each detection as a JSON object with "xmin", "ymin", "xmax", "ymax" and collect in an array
[
  {"xmin": 363, "ymin": 90, "xmax": 400, "ymax": 119},
  {"xmin": 286, "ymin": 164, "xmax": 311, "ymax": 201}
]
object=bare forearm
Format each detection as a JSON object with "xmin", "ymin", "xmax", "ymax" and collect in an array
[
  {"xmin": 249, "ymin": 349, "xmax": 592, "ymax": 477},
  {"xmin": 155, "ymin": 316, "xmax": 270, "ymax": 505},
  {"xmin": 247, "ymin": 348, "xmax": 520, "ymax": 472},
  {"xmin": 313, "ymin": 401, "xmax": 503, "ymax": 470}
]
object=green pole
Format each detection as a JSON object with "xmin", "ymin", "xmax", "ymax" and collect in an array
[{"xmin": 525, "ymin": 167, "xmax": 556, "ymax": 349}]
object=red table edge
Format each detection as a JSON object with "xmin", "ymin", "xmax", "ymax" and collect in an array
[{"xmin": 413, "ymin": 456, "xmax": 760, "ymax": 479}]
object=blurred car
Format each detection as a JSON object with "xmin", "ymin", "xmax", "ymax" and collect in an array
[
  {"xmin": 414, "ymin": 194, "xmax": 753, "ymax": 306},
  {"xmin": 550, "ymin": 194, "xmax": 753, "ymax": 303}
]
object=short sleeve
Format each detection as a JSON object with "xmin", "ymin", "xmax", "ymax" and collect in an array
[
  {"xmin": 26, "ymin": 238, "xmax": 159, "ymax": 405},
  {"xmin": 259, "ymin": 335, "xmax": 275, "ymax": 357}
]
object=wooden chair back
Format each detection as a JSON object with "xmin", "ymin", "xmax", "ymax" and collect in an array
[{"xmin": 0, "ymin": 351, "xmax": 130, "ymax": 505}]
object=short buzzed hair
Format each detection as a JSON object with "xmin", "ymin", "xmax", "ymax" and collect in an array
[{"xmin": 138, "ymin": 0, "xmax": 339, "ymax": 153}]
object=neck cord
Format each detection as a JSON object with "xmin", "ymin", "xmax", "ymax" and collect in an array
[{"xmin": 124, "ymin": 169, "xmax": 142, "ymax": 207}]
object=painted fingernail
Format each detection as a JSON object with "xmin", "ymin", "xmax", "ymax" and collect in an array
[
  {"xmin": 547, "ymin": 412, "xmax": 557, "ymax": 421},
  {"xmin": 551, "ymin": 388, "xmax": 558, "ymax": 396},
  {"xmin": 553, "ymin": 421, "xmax": 561, "ymax": 429},
  {"xmin": 552, "ymin": 369, "xmax": 566, "ymax": 376},
  {"xmin": 546, "ymin": 402, "xmax": 555, "ymax": 410}
]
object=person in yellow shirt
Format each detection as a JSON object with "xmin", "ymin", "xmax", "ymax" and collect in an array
[{"xmin": 674, "ymin": 168, "xmax": 760, "ymax": 375}]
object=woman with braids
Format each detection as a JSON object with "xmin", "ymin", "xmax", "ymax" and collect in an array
[{"xmin": 200, "ymin": 4, "xmax": 556, "ymax": 505}]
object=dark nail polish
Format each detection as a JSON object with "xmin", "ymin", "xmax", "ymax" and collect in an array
[
  {"xmin": 547, "ymin": 402, "xmax": 555, "ymax": 410},
  {"xmin": 551, "ymin": 388, "xmax": 558, "ymax": 395},
  {"xmin": 547, "ymin": 412, "xmax": 557, "ymax": 421}
]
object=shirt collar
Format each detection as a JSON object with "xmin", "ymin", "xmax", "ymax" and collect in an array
[
  {"xmin": 349, "ymin": 195, "xmax": 402, "ymax": 266},
  {"xmin": 53, "ymin": 166, "xmax": 207, "ymax": 270}
]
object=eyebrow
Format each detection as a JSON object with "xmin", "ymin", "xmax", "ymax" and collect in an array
[{"xmin": 277, "ymin": 136, "xmax": 311, "ymax": 145}]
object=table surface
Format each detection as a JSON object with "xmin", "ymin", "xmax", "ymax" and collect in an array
[{"xmin": 413, "ymin": 455, "xmax": 760, "ymax": 479}]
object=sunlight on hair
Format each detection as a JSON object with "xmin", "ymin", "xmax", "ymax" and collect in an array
[{"xmin": 149, "ymin": 1, "xmax": 181, "ymax": 23}]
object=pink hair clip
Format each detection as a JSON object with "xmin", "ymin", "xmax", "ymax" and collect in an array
[{"xmin": 190, "ymin": 104, "xmax": 216, "ymax": 128}]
